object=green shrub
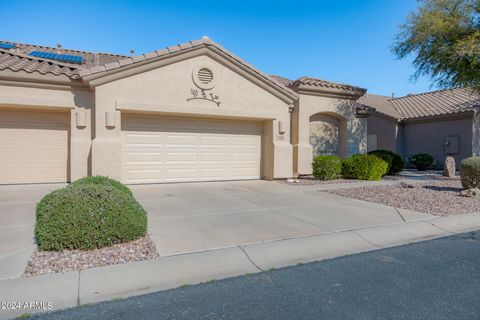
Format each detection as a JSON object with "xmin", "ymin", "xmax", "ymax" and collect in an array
[
  {"xmin": 341, "ymin": 154, "xmax": 388, "ymax": 181},
  {"xmin": 35, "ymin": 182, "xmax": 147, "ymax": 251},
  {"xmin": 460, "ymin": 157, "xmax": 480, "ymax": 189},
  {"xmin": 368, "ymin": 149, "xmax": 404, "ymax": 175},
  {"xmin": 312, "ymin": 155, "xmax": 342, "ymax": 180},
  {"xmin": 72, "ymin": 176, "xmax": 132, "ymax": 196},
  {"xmin": 411, "ymin": 153, "xmax": 434, "ymax": 170}
]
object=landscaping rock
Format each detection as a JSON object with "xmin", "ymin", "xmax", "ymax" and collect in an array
[
  {"xmin": 399, "ymin": 182, "xmax": 415, "ymax": 188},
  {"xmin": 459, "ymin": 188, "xmax": 480, "ymax": 198},
  {"xmin": 24, "ymin": 235, "xmax": 158, "ymax": 277},
  {"xmin": 443, "ymin": 156, "xmax": 456, "ymax": 177},
  {"xmin": 325, "ymin": 179, "xmax": 480, "ymax": 216}
]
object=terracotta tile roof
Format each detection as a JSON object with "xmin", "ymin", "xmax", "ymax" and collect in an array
[
  {"xmin": 357, "ymin": 94, "xmax": 400, "ymax": 118},
  {"xmin": 0, "ymin": 49, "xmax": 80, "ymax": 78},
  {"xmin": 270, "ymin": 74, "xmax": 366, "ymax": 98},
  {"xmin": 391, "ymin": 88, "xmax": 480, "ymax": 119},
  {"xmin": 358, "ymin": 88, "xmax": 480, "ymax": 120},
  {"xmin": 0, "ymin": 40, "xmax": 127, "ymax": 68},
  {"xmin": 290, "ymin": 76, "xmax": 367, "ymax": 94}
]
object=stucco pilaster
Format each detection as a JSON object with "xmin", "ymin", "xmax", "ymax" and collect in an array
[
  {"xmin": 91, "ymin": 86, "xmax": 122, "ymax": 180},
  {"xmin": 69, "ymin": 89, "xmax": 94, "ymax": 181}
]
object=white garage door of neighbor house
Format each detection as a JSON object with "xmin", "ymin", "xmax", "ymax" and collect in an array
[
  {"xmin": 0, "ymin": 109, "xmax": 69, "ymax": 184},
  {"xmin": 121, "ymin": 115, "xmax": 263, "ymax": 184}
]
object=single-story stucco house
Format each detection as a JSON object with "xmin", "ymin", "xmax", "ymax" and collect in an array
[
  {"xmin": 358, "ymin": 89, "xmax": 480, "ymax": 168},
  {"xmin": 0, "ymin": 37, "xmax": 369, "ymax": 185}
]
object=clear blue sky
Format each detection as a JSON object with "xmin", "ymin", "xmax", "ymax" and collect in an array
[{"xmin": 1, "ymin": 0, "xmax": 436, "ymax": 96}]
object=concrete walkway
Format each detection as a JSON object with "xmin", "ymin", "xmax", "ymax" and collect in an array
[{"xmin": 1, "ymin": 180, "xmax": 479, "ymax": 319}]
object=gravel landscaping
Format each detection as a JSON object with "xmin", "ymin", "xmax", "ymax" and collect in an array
[
  {"xmin": 281, "ymin": 177, "xmax": 362, "ymax": 186},
  {"xmin": 24, "ymin": 235, "xmax": 159, "ymax": 277},
  {"xmin": 324, "ymin": 179, "xmax": 480, "ymax": 216}
]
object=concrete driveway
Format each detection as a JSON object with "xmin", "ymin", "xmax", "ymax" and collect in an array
[
  {"xmin": 130, "ymin": 180, "xmax": 430, "ymax": 257},
  {"xmin": 0, "ymin": 180, "xmax": 430, "ymax": 280},
  {"xmin": 0, "ymin": 183, "xmax": 64, "ymax": 280}
]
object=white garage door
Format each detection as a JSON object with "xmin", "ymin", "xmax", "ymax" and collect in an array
[
  {"xmin": 0, "ymin": 108, "xmax": 69, "ymax": 184},
  {"xmin": 122, "ymin": 115, "xmax": 262, "ymax": 184}
]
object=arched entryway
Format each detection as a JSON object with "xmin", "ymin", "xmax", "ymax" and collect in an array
[{"xmin": 309, "ymin": 112, "xmax": 348, "ymax": 158}]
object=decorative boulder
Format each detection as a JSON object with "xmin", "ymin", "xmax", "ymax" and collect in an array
[
  {"xmin": 459, "ymin": 188, "xmax": 480, "ymax": 197},
  {"xmin": 443, "ymin": 156, "xmax": 456, "ymax": 177}
]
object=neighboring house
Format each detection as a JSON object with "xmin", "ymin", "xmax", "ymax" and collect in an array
[
  {"xmin": 358, "ymin": 89, "xmax": 480, "ymax": 168},
  {"xmin": 0, "ymin": 37, "xmax": 367, "ymax": 184}
]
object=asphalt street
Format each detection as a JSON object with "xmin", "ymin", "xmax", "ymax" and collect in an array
[{"xmin": 28, "ymin": 231, "xmax": 480, "ymax": 320}]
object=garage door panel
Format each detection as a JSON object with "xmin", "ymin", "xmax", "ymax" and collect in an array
[
  {"xmin": 199, "ymin": 152, "xmax": 230, "ymax": 161},
  {"xmin": 125, "ymin": 151, "xmax": 163, "ymax": 163},
  {"xmin": 125, "ymin": 133, "xmax": 163, "ymax": 145},
  {"xmin": 122, "ymin": 116, "xmax": 262, "ymax": 183},
  {"xmin": 0, "ymin": 109, "xmax": 69, "ymax": 184},
  {"xmin": 201, "ymin": 136, "xmax": 230, "ymax": 145}
]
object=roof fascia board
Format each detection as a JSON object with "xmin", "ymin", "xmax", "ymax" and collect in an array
[
  {"xmin": 0, "ymin": 69, "xmax": 86, "ymax": 90},
  {"xmin": 82, "ymin": 45, "xmax": 297, "ymax": 105}
]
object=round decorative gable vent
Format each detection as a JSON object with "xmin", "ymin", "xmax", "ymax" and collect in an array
[
  {"xmin": 198, "ymin": 68, "xmax": 213, "ymax": 84},
  {"xmin": 192, "ymin": 65, "xmax": 216, "ymax": 90}
]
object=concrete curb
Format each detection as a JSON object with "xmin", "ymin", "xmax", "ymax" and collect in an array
[{"xmin": 1, "ymin": 213, "xmax": 479, "ymax": 319}]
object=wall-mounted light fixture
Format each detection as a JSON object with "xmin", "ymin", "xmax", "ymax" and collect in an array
[
  {"xmin": 278, "ymin": 120, "xmax": 286, "ymax": 134},
  {"xmin": 76, "ymin": 110, "xmax": 86, "ymax": 128},
  {"xmin": 105, "ymin": 112, "xmax": 116, "ymax": 128}
]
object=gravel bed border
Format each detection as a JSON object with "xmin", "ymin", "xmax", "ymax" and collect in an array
[
  {"xmin": 324, "ymin": 179, "xmax": 479, "ymax": 216},
  {"xmin": 24, "ymin": 235, "xmax": 159, "ymax": 277}
]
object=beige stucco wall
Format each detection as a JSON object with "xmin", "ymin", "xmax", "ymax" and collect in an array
[
  {"xmin": 91, "ymin": 53, "xmax": 294, "ymax": 181},
  {"xmin": 309, "ymin": 114, "xmax": 341, "ymax": 156},
  {"xmin": 0, "ymin": 83, "xmax": 93, "ymax": 181},
  {"xmin": 402, "ymin": 114, "xmax": 473, "ymax": 169},
  {"xmin": 292, "ymin": 93, "xmax": 367, "ymax": 175},
  {"xmin": 367, "ymin": 113, "xmax": 398, "ymax": 152}
]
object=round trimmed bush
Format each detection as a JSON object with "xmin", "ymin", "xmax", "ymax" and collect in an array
[
  {"xmin": 312, "ymin": 155, "xmax": 342, "ymax": 180},
  {"xmin": 72, "ymin": 176, "xmax": 132, "ymax": 196},
  {"xmin": 460, "ymin": 156, "xmax": 480, "ymax": 189},
  {"xmin": 368, "ymin": 149, "xmax": 404, "ymax": 175},
  {"xmin": 35, "ymin": 183, "xmax": 147, "ymax": 251},
  {"xmin": 411, "ymin": 153, "xmax": 434, "ymax": 171},
  {"xmin": 342, "ymin": 154, "xmax": 388, "ymax": 181}
]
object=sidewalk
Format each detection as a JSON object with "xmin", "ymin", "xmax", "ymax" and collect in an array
[{"xmin": 1, "ymin": 212, "xmax": 480, "ymax": 320}]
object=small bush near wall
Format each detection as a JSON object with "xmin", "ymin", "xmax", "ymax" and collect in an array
[
  {"xmin": 368, "ymin": 150, "xmax": 404, "ymax": 175},
  {"xmin": 35, "ymin": 177, "xmax": 147, "ymax": 251},
  {"xmin": 411, "ymin": 153, "xmax": 434, "ymax": 171},
  {"xmin": 342, "ymin": 154, "xmax": 388, "ymax": 181},
  {"xmin": 460, "ymin": 157, "xmax": 480, "ymax": 189},
  {"xmin": 312, "ymin": 155, "xmax": 342, "ymax": 180}
]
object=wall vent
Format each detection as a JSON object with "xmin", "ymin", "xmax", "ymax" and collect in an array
[{"xmin": 198, "ymin": 68, "xmax": 213, "ymax": 84}]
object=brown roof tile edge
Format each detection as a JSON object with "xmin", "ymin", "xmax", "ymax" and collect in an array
[
  {"xmin": 0, "ymin": 49, "xmax": 81, "ymax": 79},
  {"xmin": 291, "ymin": 76, "xmax": 367, "ymax": 94}
]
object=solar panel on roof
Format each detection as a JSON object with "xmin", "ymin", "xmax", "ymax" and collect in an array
[
  {"xmin": 29, "ymin": 50, "xmax": 83, "ymax": 64},
  {"xmin": 0, "ymin": 43, "xmax": 15, "ymax": 49}
]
